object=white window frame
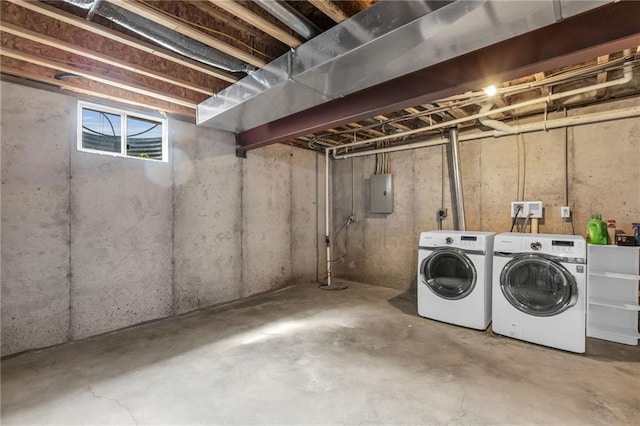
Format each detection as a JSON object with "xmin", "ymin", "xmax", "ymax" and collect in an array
[{"xmin": 77, "ymin": 101, "xmax": 169, "ymax": 162}]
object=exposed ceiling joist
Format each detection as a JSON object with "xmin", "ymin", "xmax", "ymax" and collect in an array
[
  {"xmin": 404, "ymin": 107, "xmax": 435, "ymax": 126},
  {"xmin": 237, "ymin": 0, "xmax": 640, "ymax": 150},
  {"xmin": 112, "ymin": 0, "xmax": 266, "ymax": 68},
  {"xmin": 4, "ymin": 0, "xmax": 237, "ymax": 83},
  {"xmin": 308, "ymin": 0, "xmax": 348, "ymax": 23},
  {"xmin": 596, "ymin": 54, "xmax": 610, "ymax": 97},
  {"xmin": 1, "ymin": 47, "xmax": 197, "ymax": 108},
  {"xmin": 1, "ymin": 64, "xmax": 192, "ymax": 117},
  {"xmin": 0, "ymin": 22, "xmax": 212, "ymax": 96},
  {"xmin": 375, "ymin": 115, "xmax": 412, "ymax": 132},
  {"xmin": 208, "ymin": 0, "xmax": 301, "ymax": 48},
  {"xmin": 190, "ymin": 1, "xmax": 283, "ymax": 52}
]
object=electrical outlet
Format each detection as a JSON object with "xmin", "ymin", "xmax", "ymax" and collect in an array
[
  {"xmin": 560, "ymin": 206, "xmax": 571, "ymax": 218},
  {"xmin": 527, "ymin": 201, "xmax": 543, "ymax": 219},
  {"xmin": 511, "ymin": 202, "xmax": 526, "ymax": 218},
  {"xmin": 511, "ymin": 201, "xmax": 543, "ymax": 218}
]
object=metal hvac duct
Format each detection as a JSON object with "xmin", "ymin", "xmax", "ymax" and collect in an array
[
  {"xmin": 62, "ymin": 0, "xmax": 253, "ymax": 74},
  {"xmin": 197, "ymin": 0, "xmax": 609, "ymax": 133},
  {"xmin": 252, "ymin": 0, "xmax": 320, "ymax": 40}
]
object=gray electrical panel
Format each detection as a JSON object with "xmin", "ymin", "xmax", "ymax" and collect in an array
[{"xmin": 369, "ymin": 174, "xmax": 393, "ymax": 214}]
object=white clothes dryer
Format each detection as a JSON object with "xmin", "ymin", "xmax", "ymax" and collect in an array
[
  {"xmin": 492, "ymin": 233, "xmax": 587, "ymax": 353},
  {"xmin": 417, "ymin": 230, "xmax": 495, "ymax": 330}
]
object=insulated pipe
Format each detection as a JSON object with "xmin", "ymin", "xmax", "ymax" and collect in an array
[
  {"xmin": 330, "ymin": 105, "xmax": 640, "ymax": 159},
  {"xmin": 253, "ymin": 0, "xmax": 320, "ymax": 40},
  {"xmin": 447, "ymin": 127, "xmax": 466, "ymax": 231},
  {"xmin": 329, "ymin": 63, "xmax": 635, "ymax": 154},
  {"xmin": 324, "ymin": 147, "xmax": 332, "ymax": 287}
]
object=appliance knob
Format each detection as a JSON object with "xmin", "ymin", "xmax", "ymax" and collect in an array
[
  {"xmin": 445, "ymin": 237, "xmax": 453, "ymax": 245},
  {"xmin": 530, "ymin": 241, "xmax": 542, "ymax": 251}
]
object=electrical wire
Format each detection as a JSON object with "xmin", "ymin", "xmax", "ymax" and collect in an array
[
  {"xmin": 523, "ymin": 213, "xmax": 533, "ymax": 234},
  {"xmin": 510, "ymin": 205, "xmax": 523, "ymax": 232}
]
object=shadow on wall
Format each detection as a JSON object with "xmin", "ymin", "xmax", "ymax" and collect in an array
[{"xmin": 387, "ymin": 277, "xmax": 418, "ymax": 317}]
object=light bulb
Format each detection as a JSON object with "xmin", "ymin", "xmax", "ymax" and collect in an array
[{"xmin": 484, "ymin": 85, "xmax": 497, "ymax": 96}]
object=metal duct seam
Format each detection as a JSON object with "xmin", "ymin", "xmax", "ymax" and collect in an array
[{"xmin": 61, "ymin": 0, "xmax": 254, "ymax": 74}]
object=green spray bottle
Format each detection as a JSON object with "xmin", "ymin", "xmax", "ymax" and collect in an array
[{"xmin": 586, "ymin": 214, "xmax": 607, "ymax": 245}]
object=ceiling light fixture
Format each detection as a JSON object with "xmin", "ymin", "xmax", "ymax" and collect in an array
[{"xmin": 484, "ymin": 85, "xmax": 497, "ymax": 96}]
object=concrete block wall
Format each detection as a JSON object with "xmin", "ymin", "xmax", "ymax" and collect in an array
[
  {"xmin": 1, "ymin": 82, "xmax": 321, "ymax": 356},
  {"xmin": 332, "ymin": 97, "xmax": 640, "ymax": 290}
]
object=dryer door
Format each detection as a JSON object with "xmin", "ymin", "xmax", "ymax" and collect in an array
[
  {"xmin": 420, "ymin": 248, "xmax": 477, "ymax": 300},
  {"xmin": 500, "ymin": 254, "xmax": 577, "ymax": 317}
]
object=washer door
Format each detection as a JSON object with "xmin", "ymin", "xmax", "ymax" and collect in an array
[
  {"xmin": 500, "ymin": 254, "xmax": 577, "ymax": 317},
  {"xmin": 420, "ymin": 248, "xmax": 477, "ymax": 300}
]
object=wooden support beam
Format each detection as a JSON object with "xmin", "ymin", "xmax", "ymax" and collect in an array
[
  {"xmin": 114, "ymin": 0, "xmax": 265, "ymax": 68},
  {"xmin": 309, "ymin": 0, "xmax": 348, "ymax": 23},
  {"xmin": 190, "ymin": 1, "xmax": 283, "ymax": 52},
  {"xmin": 5, "ymin": 0, "xmax": 237, "ymax": 83},
  {"xmin": 534, "ymin": 72, "xmax": 550, "ymax": 97},
  {"xmin": 0, "ymin": 22, "xmax": 213, "ymax": 96},
  {"xmin": 375, "ymin": 114, "xmax": 412, "ymax": 131},
  {"xmin": 1, "ymin": 48, "xmax": 197, "ymax": 108},
  {"xmin": 1, "ymin": 63, "xmax": 194, "ymax": 118},
  {"xmin": 346, "ymin": 122, "xmax": 386, "ymax": 137},
  {"xmin": 404, "ymin": 107, "xmax": 435, "ymax": 126},
  {"xmin": 436, "ymin": 102, "xmax": 467, "ymax": 120},
  {"xmin": 596, "ymin": 54, "xmax": 610, "ymax": 97},
  {"xmin": 208, "ymin": 0, "xmax": 301, "ymax": 48}
]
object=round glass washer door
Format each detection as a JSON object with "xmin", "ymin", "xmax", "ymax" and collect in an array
[
  {"xmin": 500, "ymin": 254, "xmax": 577, "ymax": 317},
  {"xmin": 420, "ymin": 248, "xmax": 476, "ymax": 300}
]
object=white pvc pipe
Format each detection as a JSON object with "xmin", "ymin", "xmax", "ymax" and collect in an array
[
  {"xmin": 331, "ymin": 137, "xmax": 449, "ymax": 159},
  {"xmin": 481, "ymin": 105, "xmax": 640, "ymax": 136},
  {"xmin": 331, "ymin": 106, "xmax": 640, "ymax": 159},
  {"xmin": 324, "ymin": 147, "xmax": 331, "ymax": 287},
  {"xmin": 329, "ymin": 64, "xmax": 634, "ymax": 154}
]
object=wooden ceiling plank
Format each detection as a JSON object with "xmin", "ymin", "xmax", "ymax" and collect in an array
[
  {"xmin": 404, "ymin": 107, "xmax": 435, "ymax": 125},
  {"xmin": 0, "ymin": 22, "xmax": 213, "ymax": 96},
  {"xmin": 534, "ymin": 71, "xmax": 550, "ymax": 97},
  {"xmin": 5, "ymin": 0, "xmax": 237, "ymax": 83},
  {"xmin": 114, "ymin": 0, "xmax": 265, "ymax": 68},
  {"xmin": 346, "ymin": 122, "xmax": 386, "ymax": 137},
  {"xmin": 208, "ymin": 0, "xmax": 301, "ymax": 48},
  {"xmin": 435, "ymin": 102, "xmax": 467, "ymax": 120},
  {"xmin": 375, "ymin": 114, "xmax": 412, "ymax": 131},
  {"xmin": 1, "ymin": 48, "xmax": 197, "ymax": 108},
  {"xmin": 1, "ymin": 64, "xmax": 194, "ymax": 118},
  {"xmin": 596, "ymin": 54, "xmax": 610, "ymax": 97},
  {"xmin": 309, "ymin": 0, "xmax": 348, "ymax": 23},
  {"xmin": 190, "ymin": 1, "xmax": 282, "ymax": 52}
]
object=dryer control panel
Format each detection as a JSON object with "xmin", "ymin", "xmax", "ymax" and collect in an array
[{"xmin": 419, "ymin": 231, "xmax": 495, "ymax": 251}]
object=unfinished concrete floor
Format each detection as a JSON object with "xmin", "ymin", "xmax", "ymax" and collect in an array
[{"xmin": 2, "ymin": 280, "xmax": 639, "ymax": 425}]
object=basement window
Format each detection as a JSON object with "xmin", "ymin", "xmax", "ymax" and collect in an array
[{"xmin": 77, "ymin": 102, "xmax": 167, "ymax": 162}]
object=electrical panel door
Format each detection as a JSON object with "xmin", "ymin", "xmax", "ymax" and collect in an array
[{"xmin": 370, "ymin": 174, "xmax": 393, "ymax": 214}]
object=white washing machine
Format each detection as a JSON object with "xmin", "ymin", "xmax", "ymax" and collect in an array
[
  {"xmin": 417, "ymin": 230, "xmax": 495, "ymax": 330},
  {"xmin": 492, "ymin": 233, "xmax": 587, "ymax": 353}
]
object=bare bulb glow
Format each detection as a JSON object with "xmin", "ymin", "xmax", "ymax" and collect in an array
[{"xmin": 484, "ymin": 85, "xmax": 497, "ymax": 96}]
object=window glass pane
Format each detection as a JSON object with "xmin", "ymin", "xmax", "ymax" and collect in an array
[
  {"xmin": 126, "ymin": 116, "xmax": 163, "ymax": 160},
  {"xmin": 82, "ymin": 108, "xmax": 122, "ymax": 153}
]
